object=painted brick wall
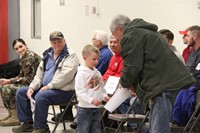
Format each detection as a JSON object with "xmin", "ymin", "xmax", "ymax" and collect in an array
[{"xmin": 0, "ymin": 0, "xmax": 8, "ymax": 64}]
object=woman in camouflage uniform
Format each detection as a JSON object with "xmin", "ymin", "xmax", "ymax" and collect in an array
[{"xmin": 0, "ymin": 38, "xmax": 41, "ymax": 126}]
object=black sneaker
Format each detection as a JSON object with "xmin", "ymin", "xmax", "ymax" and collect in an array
[
  {"xmin": 70, "ymin": 122, "xmax": 77, "ymax": 129},
  {"xmin": 51, "ymin": 112, "xmax": 74, "ymax": 122},
  {"xmin": 12, "ymin": 123, "xmax": 33, "ymax": 133}
]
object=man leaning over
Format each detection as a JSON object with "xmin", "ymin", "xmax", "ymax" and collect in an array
[{"xmin": 110, "ymin": 14, "xmax": 195, "ymax": 133}]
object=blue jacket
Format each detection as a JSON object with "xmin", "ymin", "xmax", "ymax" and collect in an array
[
  {"xmin": 172, "ymin": 86, "xmax": 197, "ymax": 126},
  {"xmin": 96, "ymin": 45, "xmax": 112, "ymax": 75}
]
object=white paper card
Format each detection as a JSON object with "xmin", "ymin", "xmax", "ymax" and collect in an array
[
  {"xmin": 104, "ymin": 87, "xmax": 132, "ymax": 113},
  {"xmin": 196, "ymin": 63, "xmax": 200, "ymax": 70},
  {"xmin": 104, "ymin": 76, "xmax": 120, "ymax": 94},
  {"xmin": 30, "ymin": 98, "xmax": 36, "ymax": 112}
]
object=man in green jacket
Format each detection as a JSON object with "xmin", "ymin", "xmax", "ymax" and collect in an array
[{"xmin": 110, "ymin": 14, "xmax": 195, "ymax": 133}]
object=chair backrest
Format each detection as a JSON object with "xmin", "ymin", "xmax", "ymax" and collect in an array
[
  {"xmin": 0, "ymin": 59, "xmax": 20, "ymax": 78},
  {"xmin": 50, "ymin": 91, "xmax": 78, "ymax": 133},
  {"xmin": 126, "ymin": 96, "xmax": 138, "ymax": 114},
  {"xmin": 195, "ymin": 90, "xmax": 200, "ymax": 109},
  {"xmin": 106, "ymin": 96, "xmax": 149, "ymax": 133},
  {"xmin": 182, "ymin": 90, "xmax": 200, "ymax": 132}
]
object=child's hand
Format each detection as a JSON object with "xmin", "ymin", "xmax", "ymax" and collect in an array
[
  {"xmin": 91, "ymin": 98, "xmax": 102, "ymax": 106},
  {"xmin": 104, "ymin": 95, "xmax": 111, "ymax": 102}
]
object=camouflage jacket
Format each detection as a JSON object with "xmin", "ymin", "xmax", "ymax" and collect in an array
[{"xmin": 10, "ymin": 50, "xmax": 41, "ymax": 85}]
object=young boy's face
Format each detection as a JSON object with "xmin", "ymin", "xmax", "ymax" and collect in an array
[{"xmin": 84, "ymin": 51, "xmax": 99, "ymax": 70}]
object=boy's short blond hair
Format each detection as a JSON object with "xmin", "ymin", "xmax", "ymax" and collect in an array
[{"xmin": 82, "ymin": 44, "xmax": 100, "ymax": 57}]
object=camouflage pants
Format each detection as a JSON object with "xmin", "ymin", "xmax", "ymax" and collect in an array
[{"xmin": 0, "ymin": 84, "xmax": 24, "ymax": 109}]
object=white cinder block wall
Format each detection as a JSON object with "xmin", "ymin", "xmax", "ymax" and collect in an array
[{"xmin": 19, "ymin": 0, "xmax": 200, "ymax": 64}]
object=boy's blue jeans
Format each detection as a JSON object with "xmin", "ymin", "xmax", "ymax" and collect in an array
[
  {"xmin": 16, "ymin": 86, "xmax": 74, "ymax": 128},
  {"xmin": 77, "ymin": 107, "xmax": 101, "ymax": 133}
]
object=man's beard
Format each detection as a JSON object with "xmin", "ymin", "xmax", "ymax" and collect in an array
[{"xmin": 188, "ymin": 39, "xmax": 195, "ymax": 47}]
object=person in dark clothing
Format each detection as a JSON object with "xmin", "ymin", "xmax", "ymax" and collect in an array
[
  {"xmin": 109, "ymin": 14, "xmax": 195, "ymax": 133},
  {"xmin": 179, "ymin": 27, "xmax": 193, "ymax": 63},
  {"xmin": 172, "ymin": 25, "xmax": 200, "ymax": 126},
  {"xmin": 92, "ymin": 30, "xmax": 113, "ymax": 75},
  {"xmin": 159, "ymin": 29, "xmax": 185, "ymax": 64}
]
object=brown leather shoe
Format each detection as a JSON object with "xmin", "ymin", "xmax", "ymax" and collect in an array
[{"xmin": 12, "ymin": 123, "xmax": 33, "ymax": 133}]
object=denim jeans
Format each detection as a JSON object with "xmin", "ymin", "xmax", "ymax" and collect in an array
[
  {"xmin": 16, "ymin": 86, "xmax": 74, "ymax": 128},
  {"xmin": 118, "ymin": 96, "xmax": 145, "ymax": 114},
  {"xmin": 77, "ymin": 107, "xmax": 101, "ymax": 133},
  {"xmin": 149, "ymin": 91, "xmax": 178, "ymax": 133},
  {"xmin": 118, "ymin": 96, "xmax": 148, "ymax": 133}
]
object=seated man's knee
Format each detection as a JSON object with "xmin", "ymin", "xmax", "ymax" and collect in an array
[
  {"xmin": 34, "ymin": 91, "xmax": 46, "ymax": 103},
  {"xmin": 16, "ymin": 86, "xmax": 29, "ymax": 97}
]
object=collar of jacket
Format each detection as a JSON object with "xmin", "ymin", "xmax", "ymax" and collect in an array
[
  {"xmin": 42, "ymin": 44, "xmax": 69, "ymax": 71},
  {"xmin": 42, "ymin": 44, "xmax": 69, "ymax": 61}
]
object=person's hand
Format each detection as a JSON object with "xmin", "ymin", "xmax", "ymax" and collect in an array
[
  {"xmin": 128, "ymin": 85, "xmax": 136, "ymax": 93},
  {"xmin": 91, "ymin": 98, "xmax": 102, "ymax": 106},
  {"xmin": 104, "ymin": 95, "xmax": 111, "ymax": 102},
  {"xmin": 0, "ymin": 78, "xmax": 10, "ymax": 85},
  {"xmin": 39, "ymin": 86, "xmax": 49, "ymax": 91},
  {"xmin": 130, "ymin": 89, "xmax": 137, "ymax": 97},
  {"xmin": 27, "ymin": 88, "xmax": 34, "ymax": 100}
]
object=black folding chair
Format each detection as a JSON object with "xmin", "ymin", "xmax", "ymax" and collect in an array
[
  {"xmin": 171, "ymin": 90, "xmax": 200, "ymax": 133},
  {"xmin": 105, "ymin": 97, "xmax": 149, "ymax": 133},
  {"xmin": 48, "ymin": 92, "xmax": 78, "ymax": 133},
  {"xmin": 0, "ymin": 59, "xmax": 20, "ymax": 78}
]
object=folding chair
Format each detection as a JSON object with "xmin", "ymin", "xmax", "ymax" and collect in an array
[
  {"xmin": 171, "ymin": 90, "xmax": 200, "ymax": 133},
  {"xmin": 0, "ymin": 58, "xmax": 20, "ymax": 78},
  {"xmin": 48, "ymin": 92, "xmax": 78, "ymax": 133},
  {"xmin": 105, "ymin": 97, "xmax": 149, "ymax": 133}
]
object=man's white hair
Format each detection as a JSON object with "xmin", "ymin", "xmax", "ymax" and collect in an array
[{"xmin": 94, "ymin": 30, "xmax": 109, "ymax": 46}]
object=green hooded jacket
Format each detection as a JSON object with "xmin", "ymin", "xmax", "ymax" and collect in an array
[{"xmin": 120, "ymin": 18, "xmax": 195, "ymax": 109}]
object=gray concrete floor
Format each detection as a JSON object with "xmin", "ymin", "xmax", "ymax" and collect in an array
[
  {"xmin": 0, "ymin": 96, "xmax": 76, "ymax": 133},
  {"xmin": 0, "ymin": 97, "xmax": 135, "ymax": 133}
]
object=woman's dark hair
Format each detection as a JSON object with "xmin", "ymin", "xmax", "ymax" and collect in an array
[{"xmin": 12, "ymin": 38, "xmax": 26, "ymax": 49}]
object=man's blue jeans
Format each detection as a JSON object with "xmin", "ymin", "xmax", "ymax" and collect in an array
[
  {"xmin": 149, "ymin": 91, "xmax": 178, "ymax": 133},
  {"xmin": 118, "ymin": 96, "xmax": 148, "ymax": 132},
  {"xmin": 77, "ymin": 107, "xmax": 101, "ymax": 133},
  {"xmin": 16, "ymin": 86, "xmax": 74, "ymax": 128}
]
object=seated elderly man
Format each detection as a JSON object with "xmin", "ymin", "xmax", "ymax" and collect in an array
[
  {"xmin": 92, "ymin": 30, "xmax": 113, "ymax": 75},
  {"xmin": 102, "ymin": 35, "xmax": 147, "ymax": 131},
  {"xmin": 12, "ymin": 31, "xmax": 79, "ymax": 133}
]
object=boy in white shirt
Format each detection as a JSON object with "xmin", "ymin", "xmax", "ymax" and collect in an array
[{"xmin": 75, "ymin": 44, "xmax": 110, "ymax": 133}]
